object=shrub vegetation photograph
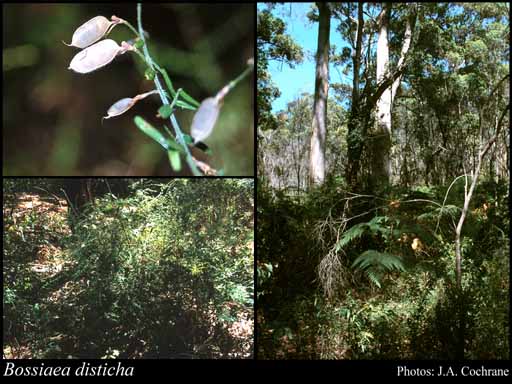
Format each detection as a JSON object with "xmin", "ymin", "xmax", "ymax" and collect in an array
[
  {"xmin": 3, "ymin": 178, "xmax": 254, "ymax": 359},
  {"xmin": 257, "ymin": 2, "xmax": 509, "ymax": 360}
]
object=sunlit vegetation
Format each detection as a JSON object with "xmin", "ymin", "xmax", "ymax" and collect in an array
[
  {"xmin": 257, "ymin": 2, "xmax": 509, "ymax": 359},
  {"xmin": 3, "ymin": 179, "xmax": 254, "ymax": 359}
]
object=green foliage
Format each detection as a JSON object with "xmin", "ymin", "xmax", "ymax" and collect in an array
[
  {"xmin": 336, "ymin": 223, "xmax": 366, "ymax": 250},
  {"xmin": 258, "ymin": 178, "xmax": 508, "ymax": 359},
  {"xmin": 417, "ymin": 205, "xmax": 459, "ymax": 222},
  {"xmin": 3, "ymin": 179, "xmax": 253, "ymax": 359},
  {"xmin": 465, "ymin": 246, "xmax": 509, "ymax": 358},
  {"xmin": 329, "ymin": 214, "xmax": 406, "ymax": 289},
  {"xmin": 259, "ymin": 92, "xmax": 347, "ymax": 191},
  {"xmin": 352, "ymin": 250, "xmax": 405, "ymax": 288},
  {"xmin": 257, "ymin": 0, "xmax": 509, "ymax": 361},
  {"xmin": 256, "ymin": 262, "xmax": 273, "ymax": 299},
  {"xmin": 257, "ymin": 5, "xmax": 303, "ymax": 131}
]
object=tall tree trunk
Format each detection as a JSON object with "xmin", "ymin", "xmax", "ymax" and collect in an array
[
  {"xmin": 309, "ymin": 2, "xmax": 330, "ymax": 186},
  {"xmin": 370, "ymin": 3, "xmax": 393, "ymax": 190},
  {"xmin": 347, "ymin": 3, "xmax": 415, "ymax": 190},
  {"xmin": 370, "ymin": 3, "xmax": 415, "ymax": 190},
  {"xmin": 61, "ymin": 179, "xmax": 96, "ymax": 232}
]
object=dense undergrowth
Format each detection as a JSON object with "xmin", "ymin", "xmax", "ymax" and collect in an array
[
  {"xmin": 3, "ymin": 179, "xmax": 254, "ymax": 359},
  {"xmin": 257, "ymin": 177, "xmax": 509, "ymax": 359}
]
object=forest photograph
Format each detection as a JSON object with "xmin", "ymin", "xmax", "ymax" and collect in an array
[
  {"xmin": 257, "ymin": 3, "xmax": 509, "ymax": 359},
  {"xmin": 3, "ymin": 178, "xmax": 254, "ymax": 359}
]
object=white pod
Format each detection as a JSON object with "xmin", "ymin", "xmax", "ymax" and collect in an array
[
  {"xmin": 190, "ymin": 97, "xmax": 220, "ymax": 143},
  {"xmin": 104, "ymin": 98, "xmax": 134, "ymax": 119},
  {"xmin": 68, "ymin": 39, "xmax": 122, "ymax": 74},
  {"xmin": 63, "ymin": 16, "xmax": 118, "ymax": 49},
  {"xmin": 103, "ymin": 90, "xmax": 158, "ymax": 120}
]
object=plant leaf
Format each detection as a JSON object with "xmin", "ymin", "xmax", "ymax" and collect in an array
[
  {"xmin": 157, "ymin": 105, "xmax": 173, "ymax": 119},
  {"xmin": 351, "ymin": 250, "xmax": 405, "ymax": 272},
  {"xmin": 351, "ymin": 250, "xmax": 405, "ymax": 288},
  {"xmin": 164, "ymin": 135, "xmax": 184, "ymax": 153},
  {"xmin": 134, "ymin": 116, "xmax": 169, "ymax": 150},
  {"xmin": 176, "ymin": 100, "xmax": 197, "ymax": 111},
  {"xmin": 167, "ymin": 150, "xmax": 182, "ymax": 172},
  {"xmin": 182, "ymin": 134, "xmax": 194, "ymax": 145},
  {"xmin": 336, "ymin": 223, "xmax": 367, "ymax": 250}
]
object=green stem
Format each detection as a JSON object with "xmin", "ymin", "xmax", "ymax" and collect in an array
[
  {"xmin": 121, "ymin": 20, "xmax": 140, "ymax": 38},
  {"xmin": 214, "ymin": 63, "xmax": 254, "ymax": 103},
  {"xmin": 227, "ymin": 65, "xmax": 253, "ymax": 93},
  {"xmin": 130, "ymin": 22, "xmax": 198, "ymax": 109},
  {"xmin": 137, "ymin": 3, "xmax": 201, "ymax": 176},
  {"xmin": 128, "ymin": 28, "xmax": 199, "ymax": 109},
  {"xmin": 163, "ymin": 89, "xmax": 182, "ymax": 139},
  {"xmin": 152, "ymin": 63, "xmax": 200, "ymax": 108}
]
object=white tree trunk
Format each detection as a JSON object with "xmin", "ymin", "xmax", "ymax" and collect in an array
[
  {"xmin": 371, "ymin": 3, "xmax": 415, "ymax": 188},
  {"xmin": 371, "ymin": 3, "xmax": 393, "ymax": 187},
  {"xmin": 309, "ymin": 2, "xmax": 330, "ymax": 186}
]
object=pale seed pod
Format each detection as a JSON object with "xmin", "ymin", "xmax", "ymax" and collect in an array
[
  {"xmin": 104, "ymin": 98, "xmax": 134, "ymax": 120},
  {"xmin": 103, "ymin": 90, "xmax": 158, "ymax": 121},
  {"xmin": 63, "ymin": 16, "xmax": 118, "ymax": 49},
  {"xmin": 68, "ymin": 39, "xmax": 123, "ymax": 74},
  {"xmin": 190, "ymin": 97, "xmax": 221, "ymax": 144}
]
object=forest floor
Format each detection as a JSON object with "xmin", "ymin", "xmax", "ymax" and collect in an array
[{"xmin": 3, "ymin": 193, "xmax": 253, "ymax": 359}]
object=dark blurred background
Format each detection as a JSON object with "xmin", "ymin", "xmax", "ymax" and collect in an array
[{"xmin": 3, "ymin": 3, "xmax": 254, "ymax": 176}]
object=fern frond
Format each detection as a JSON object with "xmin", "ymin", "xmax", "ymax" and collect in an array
[
  {"xmin": 336, "ymin": 223, "xmax": 367, "ymax": 250},
  {"xmin": 418, "ymin": 205, "xmax": 460, "ymax": 221},
  {"xmin": 367, "ymin": 216, "xmax": 391, "ymax": 235},
  {"xmin": 335, "ymin": 216, "xmax": 396, "ymax": 251},
  {"xmin": 351, "ymin": 250, "xmax": 405, "ymax": 288},
  {"xmin": 366, "ymin": 270, "xmax": 383, "ymax": 288},
  {"xmin": 351, "ymin": 250, "xmax": 405, "ymax": 272}
]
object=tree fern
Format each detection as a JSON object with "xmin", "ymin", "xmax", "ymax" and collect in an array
[{"xmin": 351, "ymin": 250, "xmax": 405, "ymax": 288}]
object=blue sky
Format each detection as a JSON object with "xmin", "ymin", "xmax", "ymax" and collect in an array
[{"xmin": 261, "ymin": 3, "xmax": 350, "ymax": 113}]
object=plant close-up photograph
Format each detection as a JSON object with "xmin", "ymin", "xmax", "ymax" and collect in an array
[{"xmin": 3, "ymin": 3, "xmax": 254, "ymax": 176}]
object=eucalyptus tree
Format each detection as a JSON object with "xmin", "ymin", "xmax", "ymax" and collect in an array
[
  {"xmin": 333, "ymin": 3, "xmax": 417, "ymax": 190},
  {"xmin": 288, "ymin": 94, "xmax": 314, "ymax": 193},
  {"xmin": 258, "ymin": 94, "xmax": 312, "ymax": 193},
  {"xmin": 308, "ymin": 2, "xmax": 331, "ymax": 186},
  {"xmin": 370, "ymin": 3, "xmax": 416, "ymax": 189}
]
